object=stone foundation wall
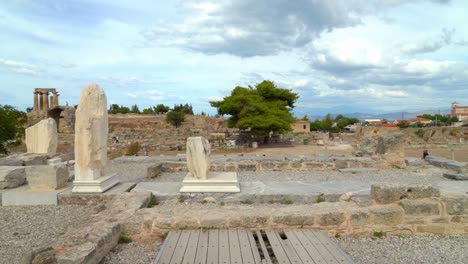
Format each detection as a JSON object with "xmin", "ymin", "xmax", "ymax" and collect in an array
[
  {"xmin": 123, "ymin": 184, "xmax": 468, "ymax": 238},
  {"xmin": 146, "ymin": 156, "xmax": 388, "ymax": 177}
]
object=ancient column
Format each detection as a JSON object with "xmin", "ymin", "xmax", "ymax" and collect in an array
[
  {"xmin": 41, "ymin": 92, "xmax": 48, "ymax": 112},
  {"xmin": 33, "ymin": 91, "xmax": 39, "ymax": 113},
  {"xmin": 186, "ymin": 136, "xmax": 211, "ymax": 179},
  {"xmin": 72, "ymin": 83, "xmax": 119, "ymax": 193},
  {"xmin": 38, "ymin": 92, "xmax": 43, "ymax": 112},
  {"xmin": 49, "ymin": 95, "xmax": 54, "ymax": 108}
]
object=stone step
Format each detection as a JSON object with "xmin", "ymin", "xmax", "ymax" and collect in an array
[{"xmin": 443, "ymin": 173, "xmax": 468, "ymax": 181}]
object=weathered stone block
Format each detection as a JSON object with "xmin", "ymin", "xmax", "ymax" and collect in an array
[
  {"xmin": 316, "ymin": 212, "xmax": 346, "ymax": 226},
  {"xmin": 303, "ymin": 162, "xmax": 325, "ymax": 170},
  {"xmin": 370, "ymin": 206, "xmax": 404, "ymax": 225},
  {"xmin": 26, "ymin": 165, "xmax": 68, "ymax": 190},
  {"xmin": 260, "ymin": 161, "xmax": 276, "ymax": 170},
  {"xmin": 399, "ymin": 200, "xmax": 440, "ymax": 216},
  {"xmin": 240, "ymin": 215, "xmax": 268, "ymax": 227},
  {"xmin": 147, "ymin": 163, "xmax": 163, "ymax": 178},
  {"xmin": 444, "ymin": 198, "xmax": 465, "ymax": 215},
  {"xmin": 0, "ymin": 166, "xmax": 26, "ymax": 189},
  {"xmin": 238, "ymin": 162, "xmax": 257, "ymax": 171},
  {"xmin": 406, "ymin": 185, "xmax": 440, "ymax": 199},
  {"xmin": 371, "ymin": 184, "xmax": 407, "ymax": 204},
  {"xmin": 349, "ymin": 210, "xmax": 370, "ymax": 226},
  {"xmin": 272, "ymin": 214, "xmax": 311, "ymax": 226},
  {"xmin": 432, "ymin": 217, "xmax": 449, "ymax": 223},
  {"xmin": 25, "ymin": 118, "xmax": 58, "ymax": 157},
  {"xmin": 186, "ymin": 136, "xmax": 210, "ymax": 179}
]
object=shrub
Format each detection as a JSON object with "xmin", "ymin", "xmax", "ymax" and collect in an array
[
  {"xmin": 414, "ymin": 129, "xmax": 425, "ymax": 138},
  {"xmin": 118, "ymin": 235, "xmax": 132, "ymax": 244},
  {"xmin": 147, "ymin": 195, "xmax": 159, "ymax": 208},
  {"xmin": 125, "ymin": 142, "xmax": 141, "ymax": 156}
]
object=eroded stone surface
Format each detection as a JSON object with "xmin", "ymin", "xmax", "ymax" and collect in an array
[
  {"xmin": 74, "ymin": 83, "xmax": 108, "ymax": 181},
  {"xmin": 0, "ymin": 166, "xmax": 26, "ymax": 189},
  {"xmin": 26, "ymin": 165, "xmax": 68, "ymax": 190},
  {"xmin": 25, "ymin": 118, "xmax": 57, "ymax": 157},
  {"xmin": 186, "ymin": 136, "xmax": 210, "ymax": 179}
]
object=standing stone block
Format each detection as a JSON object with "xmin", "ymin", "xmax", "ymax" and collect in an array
[
  {"xmin": 186, "ymin": 136, "xmax": 210, "ymax": 179},
  {"xmin": 73, "ymin": 83, "xmax": 119, "ymax": 193},
  {"xmin": 26, "ymin": 165, "xmax": 68, "ymax": 190},
  {"xmin": 25, "ymin": 118, "xmax": 57, "ymax": 157},
  {"xmin": 0, "ymin": 166, "xmax": 26, "ymax": 189}
]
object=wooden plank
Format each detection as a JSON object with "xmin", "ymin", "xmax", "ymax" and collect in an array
[
  {"xmin": 291, "ymin": 229, "xmax": 327, "ymax": 264},
  {"xmin": 207, "ymin": 229, "xmax": 219, "ymax": 264},
  {"xmin": 182, "ymin": 230, "xmax": 200, "ymax": 264},
  {"xmin": 194, "ymin": 229, "xmax": 209, "ymax": 264},
  {"xmin": 155, "ymin": 230, "xmax": 182, "ymax": 264},
  {"xmin": 284, "ymin": 230, "xmax": 316, "ymax": 264},
  {"xmin": 246, "ymin": 230, "xmax": 262, "ymax": 264},
  {"xmin": 170, "ymin": 230, "xmax": 191, "ymax": 264},
  {"xmin": 237, "ymin": 229, "xmax": 256, "ymax": 264},
  {"xmin": 302, "ymin": 230, "xmax": 339, "ymax": 264},
  {"xmin": 219, "ymin": 229, "xmax": 230, "ymax": 264},
  {"xmin": 314, "ymin": 232, "xmax": 354, "ymax": 264},
  {"xmin": 256, "ymin": 231, "xmax": 273, "ymax": 264},
  {"xmin": 265, "ymin": 230, "xmax": 290, "ymax": 264},
  {"xmin": 274, "ymin": 230, "xmax": 303, "ymax": 264},
  {"xmin": 229, "ymin": 229, "xmax": 242, "ymax": 264}
]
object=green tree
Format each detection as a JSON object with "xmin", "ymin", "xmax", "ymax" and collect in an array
[
  {"xmin": 154, "ymin": 104, "xmax": 170, "ymax": 114},
  {"xmin": 210, "ymin": 80, "xmax": 299, "ymax": 140},
  {"xmin": 109, "ymin": 104, "xmax": 131, "ymax": 114},
  {"xmin": 0, "ymin": 105, "xmax": 27, "ymax": 154},
  {"xmin": 397, "ymin": 120, "xmax": 410, "ymax": 128},
  {"xmin": 166, "ymin": 110, "xmax": 185, "ymax": 127},
  {"xmin": 130, "ymin": 104, "xmax": 140, "ymax": 114},
  {"xmin": 173, "ymin": 104, "xmax": 193, "ymax": 115},
  {"xmin": 142, "ymin": 107, "xmax": 155, "ymax": 115}
]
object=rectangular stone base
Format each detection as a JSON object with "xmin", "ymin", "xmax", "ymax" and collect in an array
[
  {"xmin": 72, "ymin": 174, "xmax": 119, "ymax": 193},
  {"xmin": 180, "ymin": 172, "xmax": 240, "ymax": 193}
]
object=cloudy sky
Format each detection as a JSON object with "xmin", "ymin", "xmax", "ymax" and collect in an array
[{"xmin": 1, "ymin": 0, "xmax": 467, "ymax": 116}]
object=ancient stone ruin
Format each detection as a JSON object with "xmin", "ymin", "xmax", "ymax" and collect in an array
[
  {"xmin": 72, "ymin": 83, "xmax": 119, "ymax": 193},
  {"xmin": 25, "ymin": 117, "xmax": 58, "ymax": 157},
  {"xmin": 32, "ymin": 88, "xmax": 60, "ymax": 114},
  {"xmin": 180, "ymin": 136, "xmax": 240, "ymax": 192}
]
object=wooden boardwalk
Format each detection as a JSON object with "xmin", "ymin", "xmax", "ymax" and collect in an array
[{"xmin": 154, "ymin": 229, "xmax": 354, "ymax": 264}]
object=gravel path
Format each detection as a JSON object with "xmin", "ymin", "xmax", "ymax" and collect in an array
[
  {"xmin": 101, "ymin": 240, "xmax": 161, "ymax": 264},
  {"xmin": 147, "ymin": 167, "xmax": 450, "ymax": 184},
  {"xmin": 335, "ymin": 234, "xmax": 468, "ymax": 264},
  {"xmin": 0, "ymin": 205, "xmax": 97, "ymax": 264}
]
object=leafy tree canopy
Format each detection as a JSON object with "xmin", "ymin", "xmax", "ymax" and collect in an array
[
  {"xmin": 0, "ymin": 105, "xmax": 27, "ymax": 154},
  {"xmin": 210, "ymin": 80, "xmax": 299, "ymax": 136},
  {"xmin": 166, "ymin": 110, "xmax": 185, "ymax": 127},
  {"xmin": 173, "ymin": 104, "xmax": 193, "ymax": 115},
  {"xmin": 310, "ymin": 114, "xmax": 359, "ymax": 132},
  {"xmin": 154, "ymin": 104, "xmax": 170, "ymax": 114}
]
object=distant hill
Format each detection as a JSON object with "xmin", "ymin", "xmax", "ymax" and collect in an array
[{"xmin": 307, "ymin": 109, "xmax": 450, "ymax": 121}]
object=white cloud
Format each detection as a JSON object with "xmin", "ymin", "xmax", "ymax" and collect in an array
[{"xmin": 0, "ymin": 59, "xmax": 42, "ymax": 76}]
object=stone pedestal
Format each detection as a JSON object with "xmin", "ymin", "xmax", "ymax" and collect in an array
[
  {"xmin": 72, "ymin": 83, "xmax": 118, "ymax": 193},
  {"xmin": 180, "ymin": 172, "xmax": 240, "ymax": 193},
  {"xmin": 72, "ymin": 173, "xmax": 119, "ymax": 193},
  {"xmin": 26, "ymin": 165, "xmax": 68, "ymax": 190}
]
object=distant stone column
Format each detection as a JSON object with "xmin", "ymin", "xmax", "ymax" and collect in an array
[
  {"xmin": 55, "ymin": 92, "xmax": 59, "ymax": 107},
  {"xmin": 72, "ymin": 83, "xmax": 119, "ymax": 193},
  {"xmin": 33, "ymin": 91, "xmax": 39, "ymax": 113},
  {"xmin": 42, "ymin": 92, "xmax": 49, "ymax": 112},
  {"xmin": 49, "ymin": 95, "xmax": 54, "ymax": 108},
  {"xmin": 38, "ymin": 92, "xmax": 43, "ymax": 111}
]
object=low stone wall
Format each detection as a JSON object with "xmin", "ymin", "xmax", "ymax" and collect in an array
[
  {"xmin": 425, "ymin": 156, "xmax": 468, "ymax": 174},
  {"xmin": 147, "ymin": 156, "xmax": 386, "ymax": 177},
  {"xmin": 123, "ymin": 184, "xmax": 468, "ymax": 238}
]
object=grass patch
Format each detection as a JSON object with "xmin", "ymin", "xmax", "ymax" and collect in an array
[
  {"xmin": 316, "ymin": 194, "xmax": 325, "ymax": 203},
  {"xmin": 240, "ymin": 199, "xmax": 254, "ymax": 205},
  {"xmin": 373, "ymin": 231, "xmax": 386, "ymax": 238},
  {"xmin": 279, "ymin": 198, "xmax": 294, "ymax": 204},
  {"xmin": 335, "ymin": 233, "xmax": 341, "ymax": 239},
  {"xmin": 147, "ymin": 195, "xmax": 159, "ymax": 208},
  {"xmin": 178, "ymin": 195, "xmax": 186, "ymax": 203},
  {"xmin": 414, "ymin": 129, "xmax": 425, "ymax": 138},
  {"xmin": 118, "ymin": 235, "xmax": 132, "ymax": 244}
]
